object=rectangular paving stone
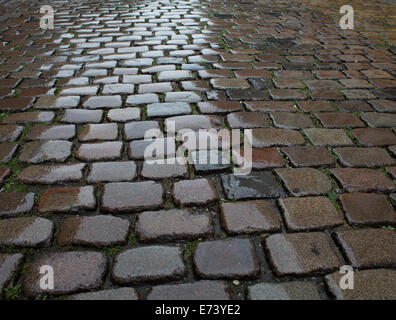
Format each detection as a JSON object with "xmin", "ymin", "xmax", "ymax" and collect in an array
[
  {"xmin": 331, "ymin": 168, "xmax": 395, "ymax": 192},
  {"xmin": 17, "ymin": 164, "xmax": 85, "ymax": 184},
  {"xmin": 147, "ymin": 102, "xmax": 191, "ymax": 117},
  {"xmin": 136, "ymin": 208, "xmax": 213, "ymax": 242},
  {"xmin": 88, "ymin": 161, "xmax": 137, "ymax": 183},
  {"xmin": 248, "ymin": 281, "xmax": 321, "ymax": 300},
  {"xmin": 34, "ymin": 96, "xmax": 80, "ymax": 110},
  {"xmin": 101, "ymin": 181, "xmax": 164, "ymax": 213},
  {"xmin": 58, "ymin": 215, "xmax": 130, "ymax": 247},
  {"xmin": 227, "ymin": 112, "xmax": 270, "ymax": 129},
  {"xmin": 0, "ymin": 217, "xmax": 53, "ymax": 248},
  {"xmin": 111, "ymin": 246, "xmax": 186, "ymax": 284},
  {"xmin": 197, "ymin": 101, "xmax": 243, "ymax": 114},
  {"xmin": 126, "ymin": 93, "xmax": 159, "ymax": 106},
  {"xmin": 138, "ymin": 82, "xmax": 173, "ymax": 93},
  {"xmin": 340, "ymin": 193, "xmax": 396, "ymax": 226},
  {"xmin": 83, "ymin": 96, "xmax": 122, "ymax": 109},
  {"xmin": 281, "ymin": 146, "xmax": 334, "ymax": 167},
  {"xmin": 249, "ymin": 128, "xmax": 305, "ymax": 147},
  {"xmin": 38, "ymin": 186, "xmax": 96, "ymax": 213},
  {"xmin": 141, "ymin": 160, "xmax": 189, "ymax": 179},
  {"xmin": 266, "ymin": 232, "xmax": 342, "ymax": 276},
  {"xmin": 165, "ymin": 91, "xmax": 203, "ymax": 103},
  {"xmin": 245, "ymin": 101, "xmax": 297, "ymax": 112},
  {"xmin": 123, "ymin": 121, "xmax": 160, "ymax": 141},
  {"xmin": 193, "ymin": 238, "xmax": 260, "ymax": 279},
  {"xmin": 61, "ymin": 109, "xmax": 103, "ymax": 124},
  {"xmin": 352, "ymin": 128, "xmax": 396, "ymax": 146},
  {"xmin": 275, "ymin": 168, "xmax": 332, "ymax": 196},
  {"xmin": 222, "ymin": 172, "xmax": 285, "ymax": 200},
  {"xmin": 270, "ymin": 112, "xmax": 314, "ymax": 129},
  {"xmin": 333, "ymin": 147, "xmax": 395, "ymax": 167},
  {"xmin": 148, "ymin": 281, "xmax": 230, "ymax": 300},
  {"xmin": 279, "ymin": 197, "xmax": 344, "ymax": 231},
  {"xmin": 102, "ymin": 84, "xmax": 134, "ymax": 94},
  {"xmin": 334, "ymin": 229, "xmax": 396, "ymax": 269},
  {"xmin": 165, "ymin": 115, "xmax": 222, "ymax": 132},
  {"xmin": 361, "ymin": 112, "xmax": 396, "ymax": 128},
  {"xmin": 60, "ymin": 86, "xmax": 99, "ymax": 95},
  {"xmin": 3, "ymin": 111, "xmax": 54, "ymax": 124},
  {"xmin": 69, "ymin": 288, "xmax": 138, "ymax": 301},
  {"xmin": 172, "ymin": 178, "xmax": 218, "ymax": 206},
  {"xmin": 129, "ymin": 138, "xmax": 175, "ymax": 160},
  {"xmin": 19, "ymin": 140, "xmax": 72, "ymax": 163},
  {"xmin": 22, "ymin": 252, "xmax": 107, "ymax": 298},
  {"xmin": 107, "ymin": 108, "xmax": 140, "ymax": 122},
  {"xmin": 304, "ymin": 128, "xmax": 354, "ymax": 146},
  {"xmin": 25, "ymin": 125, "xmax": 76, "ymax": 141},
  {"xmin": 325, "ymin": 269, "xmax": 396, "ymax": 300},
  {"xmin": 78, "ymin": 123, "xmax": 118, "ymax": 142},
  {"xmin": 76, "ymin": 142, "xmax": 123, "ymax": 161},
  {"xmin": 316, "ymin": 112, "xmax": 365, "ymax": 128},
  {"xmin": 220, "ymin": 200, "xmax": 281, "ymax": 235}
]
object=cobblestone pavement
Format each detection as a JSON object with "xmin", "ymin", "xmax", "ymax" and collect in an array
[{"xmin": 0, "ymin": 0, "xmax": 396, "ymax": 300}]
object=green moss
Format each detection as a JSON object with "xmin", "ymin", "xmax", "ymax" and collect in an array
[
  {"xmin": 184, "ymin": 240, "xmax": 198, "ymax": 255},
  {"xmin": 5, "ymin": 285, "xmax": 21, "ymax": 300}
]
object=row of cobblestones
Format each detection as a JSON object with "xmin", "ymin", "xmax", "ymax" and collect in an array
[{"xmin": 0, "ymin": 0, "xmax": 396, "ymax": 300}]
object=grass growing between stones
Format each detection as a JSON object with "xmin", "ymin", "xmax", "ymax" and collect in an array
[
  {"xmin": 184, "ymin": 240, "xmax": 198, "ymax": 256},
  {"xmin": 0, "ymin": 158, "xmax": 27, "ymax": 193},
  {"xmin": 4, "ymin": 285, "xmax": 21, "ymax": 300},
  {"xmin": 128, "ymin": 232, "xmax": 137, "ymax": 245}
]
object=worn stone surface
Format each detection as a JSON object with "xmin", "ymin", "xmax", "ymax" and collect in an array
[
  {"xmin": 141, "ymin": 160, "xmax": 189, "ymax": 179},
  {"xmin": 19, "ymin": 140, "xmax": 72, "ymax": 163},
  {"xmin": 25, "ymin": 125, "xmax": 76, "ymax": 141},
  {"xmin": 266, "ymin": 232, "xmax": 342, "ymax": 276},
  {"xmin": 0, "ymin": 193, "xmax": 35, "ymax": 217},
  {"xmin": 222, "ymin": 172, "xmax": 285, "ymax": 200},
  {"xmin": 220, "ymin": 200, "xmax": 281, "ymax": 234},
  {"xmin": 334, "ymin": 229, "xmax": 396, "ymax": 268},
  {"xmin": 248, "ymin": 282, "xmax": 321, "ymax": 300},
  {"xmin": 275, "ymin": 168, "xmax": 332, "ymax": 196},
  {"xmin": 87, "ymin": 161, "xmax": 137, "ymax": 182},
  {"xmin": 79, "ymin": 123, "xmax": 118, "ymax": 141},
  {"xmin": 0, "ymin": 143, "xmax": 18, "ymax": 162},
  {"xmin": 0, "ymin": 125, "xmax": 23, "ymax": 142},
  {"xmin": 112, "ymin": 246, "xmax": 186, "ymax": 284},
  {"xmin": 38, "ymin": 186, "xmax": 96, "ymax": 213},
  {"xmin": 172, "ymin": 178, "xmax": 218, "ymax": 206},
  {"xmin": 340, "ymin": 193, "xmax": 396, "ymax": 226},
  {"xmin": 304, "ymin": 128, "xmax": 354, "ymax": 146},
  {"xmin": 249, "ymin": 128, "xmax": 305, "ymax": 147},
  {"xmin": 194, "ymin": 238, "xmax": 260, "ymax": 279},
  {"xmin": 76, "ymin": 142, "xmax": 123, "ymax": 161},
  {"xmin": 334, "ymin": 147, "xmax": 396, "ymax": 167},
  {"xmin": 281, "ymin": 146, "xmax": 334, "ymax": 167},
  {"xmin": 325, "ymin": 269, "xmax": 396, "ymax": 300},
  {"xmin": 136, "ymin": 208, "xmax": 213, "ymax": 242},
  {"xmin": 69, "ymin": 288, "xmax": 138, "ymax": 300},
  {"xmin": 17, "ymin": 164, "xmax": 85, "ymax": 184},
  {"xmin": 102, "ymin": 181, "xmax": 164, "ymax": 213},
  {"xmin": 22, "ymin": 252, "xmax": 107, "ymax": 297},
  {"xmin": 58, "ymin": 215, "xmax": 130, "ymax": 247},
  {"xmin": 0, "ymin": 217, "xmax": 53, "ymax": 248},
  {"xmin": 279, "ymin": 197, "xmax": 344, "ymax": 231},
  {"xmin": 148, "ymin": 281, "xmax": 230, "ymax": 300},
  {"xmin": 331, "ymin": 168, "xmax": 395, "ymax": 192}
]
